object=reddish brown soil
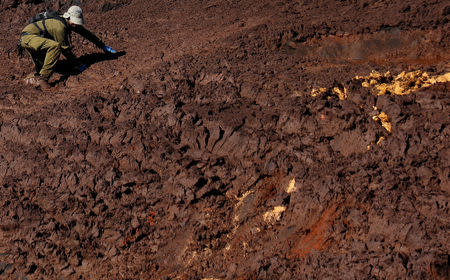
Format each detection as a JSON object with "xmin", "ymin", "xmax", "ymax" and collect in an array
[{"xmin": 0, "ymin": 0, "xmax": 449, "ymax": 279}]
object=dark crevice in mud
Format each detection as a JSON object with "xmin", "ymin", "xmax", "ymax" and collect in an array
[
  {"xmin": 212, "ymin": 126, "xmax": 225, "ymax": 149},
  {"xmin": 203, "ymin": 126, "xmax": 210, "ymax": 148},
  {"xmin": 194, "ymin": 177, "xmax": 208, "ymax": 189},
  {"xmin": 200, "ymin": 188, "xmax": 223, "ymax": 199},
  {"xmin": 212, "ymin": 158, "xmax": 225, "ymax": 167}
]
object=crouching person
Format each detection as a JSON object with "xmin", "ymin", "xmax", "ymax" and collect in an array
[{"xmin": 20, "ymin": 5, "xmax": 117, "ymax": 90}]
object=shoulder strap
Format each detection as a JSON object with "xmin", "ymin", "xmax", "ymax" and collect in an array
[
  {"xmin": 32, "ymin": 21, "xmax": 44, "ymax": 35},
  {"xmin": 55, "ymin": 16, "xmax": 68, "ymax": 28},
  {"xmin": 41, "ymin": 19, "xmax": 48, "ymax": 35}
]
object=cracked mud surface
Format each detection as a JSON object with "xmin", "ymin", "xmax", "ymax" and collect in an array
[{"xmin": 0, "ymin": 0, "xmax": 449, "ymax": 279}]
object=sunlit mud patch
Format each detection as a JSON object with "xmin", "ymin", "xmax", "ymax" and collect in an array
[
  {"xmin": 263, "ymin": 206, "xmax": 286, "ymax": 224},
  {"xmin": 310, "ymin": 85, "xmax": 347, "ymax": 100},
  {"xmin": 332, "ymin": 87, "xmax": 347, "ymax": 100},
  {"xmin": 356, "ymin": 70, "xmax": 450, "ymax": 96},
  {"xmin": 311, "ymin": 70, "xmax": 449, "ymax": 137},
  {"xmin": 376, "ymin": 136, "xmax": 386, "ymax": 145},
  {"xmin": 285, "ymin": 178, "xmax": 297, "ymax": 194},
  {"xmin": 372, "ymin": 107, "xmax": 392, "ymax": 133},
  {"xmin": 310, "ymin": 87, "xmax": 327, "ymax": 97},
  {"xmin": 312, "ymin": 70, "xmax": 450, "ymax": 99}
]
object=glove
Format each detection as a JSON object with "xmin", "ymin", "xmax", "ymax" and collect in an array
[
  {"xmin": 78, "ymin": 64, "xmax": 87, "ymax": 73},
  {"xmin": 103, "ymin": 45, "xmax": 117, "ymax": 54}
]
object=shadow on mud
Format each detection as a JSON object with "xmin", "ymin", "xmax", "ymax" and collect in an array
[{"xmin": 53, "ymin": 51, "xmax": 126, "ymax": 84}]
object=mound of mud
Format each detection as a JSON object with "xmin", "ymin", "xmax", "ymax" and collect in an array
[{"xmin": 0, "ymin": 0, "xmax": 449, "ymax": 279}]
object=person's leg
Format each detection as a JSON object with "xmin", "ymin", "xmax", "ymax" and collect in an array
[
  {"xmin": 21, "ymin": 35, "xmax": 61, "ymax": 81},
  {"xmin": 30, "ymin": 49, "xmax": 45, "ymax": 74},
  {"xmin": 38, "ymin": 39, "xmax": 61, "ymax": 81},
  {"xmin": 21, "ymin": 35, "xmax": 45, "ymax": 75}
]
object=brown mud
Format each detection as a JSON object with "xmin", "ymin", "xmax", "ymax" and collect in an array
[{"xmin": 0, "ymin": 0, "xmax": 449, "ymax": 279}]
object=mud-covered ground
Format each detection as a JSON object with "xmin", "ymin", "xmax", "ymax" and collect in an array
[{"xmin": 0, "ymin": 0, "xmax": 449, "ymax": 279}]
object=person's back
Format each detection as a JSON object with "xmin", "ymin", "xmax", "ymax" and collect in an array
[{"xmin": 22, "ymin": 18, "xmax": 69, "ymax": 47}]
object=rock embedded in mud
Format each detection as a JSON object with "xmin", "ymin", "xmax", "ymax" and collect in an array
[{"xmin": 127, "ymin": 77, "xmax": 146, "ymax": 94}]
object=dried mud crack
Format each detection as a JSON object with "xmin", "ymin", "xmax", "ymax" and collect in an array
[{"xmin": 0, "ymin": 0, "xmax": 449, "ymax": 279}]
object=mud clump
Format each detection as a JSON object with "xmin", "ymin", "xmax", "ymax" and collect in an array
[{"xmin": 1, "ymin": 0, "xmax": 449, "ymax": 279}]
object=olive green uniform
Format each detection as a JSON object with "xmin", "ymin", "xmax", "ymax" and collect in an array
[{"xmin": 20, "ymin": 18, "xmax": 105, "ymax": 80}]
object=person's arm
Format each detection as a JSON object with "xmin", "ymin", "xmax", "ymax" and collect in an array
[
  {"xmin": 71, "ymin": 24, "xmax": 105, "ymax": 49},
  {"xmin": 72, "ymin": 25, "xmax": 117, "ymax": 54}
]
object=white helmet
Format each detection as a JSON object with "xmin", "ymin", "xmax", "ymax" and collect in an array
[{"xmin": 63, "ymin": 6, "xmax": 84, "ymax": 25}]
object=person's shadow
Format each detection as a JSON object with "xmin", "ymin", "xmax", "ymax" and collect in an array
[{"xmin": 52, "ymin": 51, "xmax": 126, "ymax": 85}]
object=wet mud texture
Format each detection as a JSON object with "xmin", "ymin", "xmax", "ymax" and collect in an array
[{"xmin": 0, "ymin": 0, "xmax": 449, "ymax": 279}]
